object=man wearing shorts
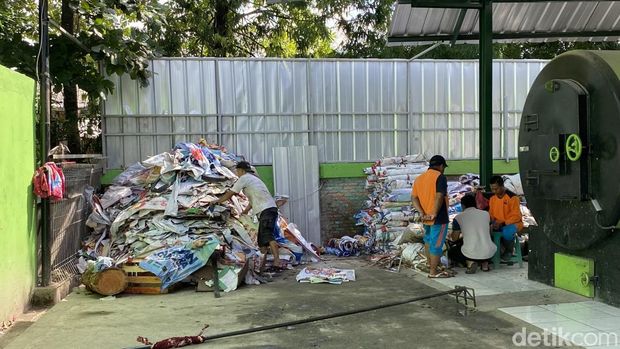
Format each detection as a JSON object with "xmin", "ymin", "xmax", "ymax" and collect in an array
[
  {"xmin": 412, "ymin": 155, "xmax": 451, "ymax": 278},
  {"xmin": 216, "ymin": 161, "xmax": 280, "ymax": 270},
  {"xmin": 489, "ymin": 175, "xmax": 523, "ymax": 261}
]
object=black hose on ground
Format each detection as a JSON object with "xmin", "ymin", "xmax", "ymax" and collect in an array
[{"xmin": 124, "ymin": 286, "xmax": 469, "ymax": 349}]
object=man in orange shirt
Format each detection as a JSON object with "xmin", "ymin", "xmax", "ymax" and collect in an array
[
  {"xmin": 412, "ymin": 155, "xmax": 451, "ymax": 278},
  {"xmin": 489, "ymin": 175, "xmax": 523, "ymax": 261}
]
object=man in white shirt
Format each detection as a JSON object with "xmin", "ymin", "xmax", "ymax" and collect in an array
[
  {"xmin": 448, "ymin": 194, "xmax": 497, "ymax": 273},
  {"xmin": 215, "ymin": 161, "xmax": 281, "ymax": 270}
]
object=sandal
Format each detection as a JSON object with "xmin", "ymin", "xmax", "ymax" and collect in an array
[
  {"xmin": 439, "ymin": 266, "xmax": 458, "ymax": 276},
  {"xmin": 481, "ymin": 262, "xmax": 490, "ymax": 272},
  {"xmin": 428, "ymin": 271, "xmax": 453, "ymax": 278},
  {"xmin": 415, "ymin": 264, "xmax": 431, "ymax": 273},
  {"xmin": 466, "ymin": 262, "xmax": 478, "ymax": 274}
]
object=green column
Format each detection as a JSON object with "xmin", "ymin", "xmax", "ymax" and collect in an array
[{"xmin": 479, "ymin": 0, "xmax": 493, "ymax": 187}]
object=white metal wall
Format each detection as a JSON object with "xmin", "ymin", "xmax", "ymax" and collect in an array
[
  {"xmin": 273, "ymin": 146, "xmax": 321, "ymax": 244},
  {"xmin": 103, "ymin": 58, "xmax": 547, "ymax": 168}
]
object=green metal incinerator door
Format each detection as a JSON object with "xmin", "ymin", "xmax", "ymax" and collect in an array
[{"xmin": 554, "ymin": 253, "xmax": 595, "ymax": 298}]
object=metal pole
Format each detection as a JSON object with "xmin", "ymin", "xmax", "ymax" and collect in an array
[
  {"xmin": 479, "ymin": 0, "xmax": 493, "ymax": 188},
  {"xmin": 214, "ymin": 60, "xmax": 222, "ymax": 145},
  {"xmin": 39, "ymin": 0, "xmax": 52, "ymax": 286},
  {"xmin": 410, "ymin": 42, "xmax": 442, "ymax": 60},
  {"xmin": 503, "ymin": 95, "xmax": 509, "ymax": 163}
]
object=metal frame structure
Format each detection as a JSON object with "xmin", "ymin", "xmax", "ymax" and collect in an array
[{"xmin": 388, "ymin": 0, "xmax": 620, "ymax": 186}]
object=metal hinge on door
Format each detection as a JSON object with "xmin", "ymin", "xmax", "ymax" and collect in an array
[
  {"xmin": 525, "ymin": 169, "xmax": 558, "ymax": 186},
  {"xmin": 524, "ymin": 114, "xmax": 539, "ymax": 131}
]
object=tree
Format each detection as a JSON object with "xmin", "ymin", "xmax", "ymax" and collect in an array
[
  {"xmin": 3, "ymin": 0, "xmax": 619, "ymax": 152},
  {"xmin": 158, "ymin": 0, "xmax": 333, "ymax": 57},
  {"xmin": 0, "ymin": 0, "xmax": 165, "ymax": 152},
  {"xmin": 495, "ymin": 41, "xmax": 620, "ymax": 59},
  {"xmin": 0, "ymin": 0, "xmax": 39, "ymax": 77},
  {"xmin": 316, "ymin": 0, "xmax": 395, "ymax": 58}
]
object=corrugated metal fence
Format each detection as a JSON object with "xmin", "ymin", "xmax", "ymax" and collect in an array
[{"xmin": 103, "ymin": 58, "xmax": 547, "ymax": 168}]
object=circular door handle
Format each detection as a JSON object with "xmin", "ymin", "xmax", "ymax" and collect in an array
[
  {"xmin": 580, "ymin": 272, "xmax": 592, "ymax": 287},
  {"xmin": 566, "ymin": 134, "xmax": 583, "ymax": 161},
  {"xmin": 549, "ymin": 146, "xmax": 560, "ymax": 163}
]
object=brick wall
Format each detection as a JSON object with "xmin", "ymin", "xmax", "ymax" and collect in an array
[{"xmin": 319, "ymin": 177, "xmax": 368, "ymax": 243}]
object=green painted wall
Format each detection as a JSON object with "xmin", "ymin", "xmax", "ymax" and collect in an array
[
  {"xmin": 0, "ymin": 66, "xmax": 37, "ymax": 323},
  {"xmin": 317, "ymin": 160, "xmax": 519, "ymax": 178},
  {"xmin": 254, "ymin": 166, "xmax": 274, "ymax": 195}
]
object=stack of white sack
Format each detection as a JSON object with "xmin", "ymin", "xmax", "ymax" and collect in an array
[{"xmin": 356, "ymin": 155, "xmax": 428, "ymax": 250}]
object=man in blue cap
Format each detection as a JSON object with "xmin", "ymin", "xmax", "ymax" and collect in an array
[{"xmin": 411, "ymin": 155, "xmax": 452, "ymax": 278}]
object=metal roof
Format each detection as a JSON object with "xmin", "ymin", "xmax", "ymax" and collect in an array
[{"xmin": 389, "ymin": 1, "xmax": 620, "ymax": 45}]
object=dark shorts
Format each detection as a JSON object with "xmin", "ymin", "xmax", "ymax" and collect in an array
[
  {"xmin": 448, "ymin": 245, "xmax": 489, "ymax": 266},
  {"xmin": 258, "ymin": 207, "xmax": 278, "ymax": 247}
]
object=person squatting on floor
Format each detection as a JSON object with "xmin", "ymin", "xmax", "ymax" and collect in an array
[
  {"xmin": 411, "ymin": 155, "xmax": 452, "ymax": 278},
  {"xmin": 489, "ymin": 175, "xmax": 523, "ymax": 261},
  {"xmin": 215, "ymin": 161, "xmax": 282, "ymax": 271},
  {"xmin": 448, "ymin": 193, "xmax": 497, "ymax": 273}
]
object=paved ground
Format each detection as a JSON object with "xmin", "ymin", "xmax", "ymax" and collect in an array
[{"xmin": 0, "ymin": 256, "xmax": 590, "ymax": 349}]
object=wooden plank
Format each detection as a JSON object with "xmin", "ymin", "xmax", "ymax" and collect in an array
[
  {"xmin": 127, "ymin": 276, "xmax": 161, "ymax": 283},
  {"xmin": 124, "ymin": 287, "xmax": 168, "ymax": 294},
  {"xmin": 123, "ymin": 265, "xmax": 149, "ymax": 273}
]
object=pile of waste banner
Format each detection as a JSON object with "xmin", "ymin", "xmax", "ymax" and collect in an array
[
  {"xmin": 79, "ymin": 141, "xmax": 319, "ymax": 293},
  {"xmin": 329, "ymin": 155, "xmax": 537, "ymax": 268}
]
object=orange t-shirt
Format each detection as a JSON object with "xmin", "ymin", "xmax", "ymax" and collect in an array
[
  {"xmin": 412, "ymin": 169, "xmax": 448, "ymax": 225},
  {"xmin": 489, "ymin": 193, "xmax": 523, "ymax": 231}
]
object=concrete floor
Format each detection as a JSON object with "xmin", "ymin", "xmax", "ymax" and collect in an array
[{"xmin": 0, "ymin": 257, "xmax": 592, "ymax": 349}]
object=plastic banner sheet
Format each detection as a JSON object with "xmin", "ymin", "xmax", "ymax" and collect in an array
[
  {"xmin": 140, "ymin": 236, "xmax": 220, "ymax": 290},
  {"xmin": 295, "ymin": 267, "xmax": 356, "ymax": 285}
]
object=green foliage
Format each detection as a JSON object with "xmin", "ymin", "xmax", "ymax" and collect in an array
[
  {"xmin": 0, "ymin": 0, "xmax": 164, "ymax": 95},
  {"xmin": 157, "ymin": 0, "xmax": 333, "ymax": 57},
  {"xmin": 316, "ymin": 0, "xmax": 395, "ymax": 58},
  {"xmin": 2, "ymin": 0, "xmax": 620, "ymax": 152},
  {"xmin": 494, "ymin": 41, "xmax": 620, "ymax": 59},
  {"xmin": 65, "ymin": 0, "xmax": 165, "ymax": 96},
  {"xmin": 0, "ymin": 0, "xmax": 39, "ymax": 77},
  {"xmin": 0, "ymin": 0, "xmax": 164, "ymax": 152}
]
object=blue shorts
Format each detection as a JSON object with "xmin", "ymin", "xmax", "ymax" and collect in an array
[
  {"xmin": 497, "ymin": 223, "xmax": 518, "ymax": 241},
  {"xmin": 423, "ymin": 224, "xmax": 449, "ymax": 256}
]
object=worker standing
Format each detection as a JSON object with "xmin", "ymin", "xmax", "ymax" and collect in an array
[
  {"xmin": 215, "ymin": 161, "xmax": 281, "ymax": 271},
  {"xmin": 411, "ymin": 155, "xmax": 452, "ymax": 278}
]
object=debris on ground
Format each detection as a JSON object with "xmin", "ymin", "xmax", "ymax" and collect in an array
[
  {"xmin": 295, "ymin": 267, "xmax": 356, "ymax": 285},
  {"xmin": 78, "ymin": 141, "xmax": 318, "ymax": 295}
]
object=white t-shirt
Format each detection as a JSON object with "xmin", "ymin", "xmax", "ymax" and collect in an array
[
  {"xmin": 453, "ymin": 207, "xmax": 497, "ymax": 260},
  {"xmin": 230, "ymin": 173, "xmax": 276, "ymax": 214}
]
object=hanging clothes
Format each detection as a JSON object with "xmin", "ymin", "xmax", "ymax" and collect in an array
[{"xmin": 33, "ymin": 162, "xmax": 65, "ymax": 201}]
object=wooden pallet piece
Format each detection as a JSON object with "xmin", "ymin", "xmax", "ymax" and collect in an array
[{"xmin": 121, "ymin": 259, "xmax": 169, "ymax": 294}]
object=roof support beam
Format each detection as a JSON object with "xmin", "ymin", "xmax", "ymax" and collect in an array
[
  {"xmin": 493, "ymin": 0, "xmax": 589, "ymax": 2},
  {"xmin": 479, "ymin": 0, "xmax": 493, "ymax": 187},
  {"xmin": 398, "ymin": 0, "xmax": 482, "ymax": 9},
  {"xmin": 451, "ymin": 9, "xmax": 468, "ymax": 46},
  {"xmin": 410, "ymin": 42, "xmax": 443, "ymax": 59},
  {"xmin": 388, "ymin": 30, "xmax": 620, "ymax": 43}
]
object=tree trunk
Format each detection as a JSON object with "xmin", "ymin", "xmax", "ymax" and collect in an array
[
  {"xmin": 82, "ymin": 267, "xmax": 128, "ymax": 296},
  {"xmin": 61, "ymin": 0, "xmax": 81, "ymax": 153},
  {"xmin": 213, "ymin": 0, "xmax": 229, "ymax": 57}
]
